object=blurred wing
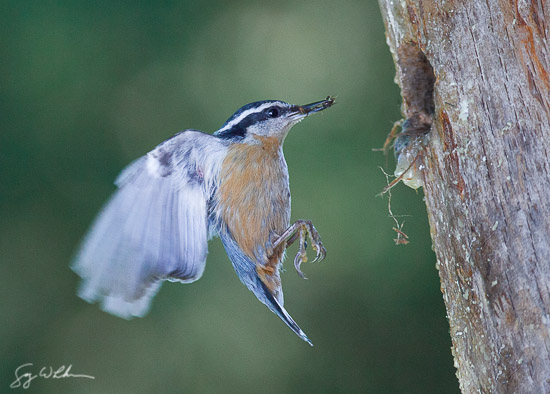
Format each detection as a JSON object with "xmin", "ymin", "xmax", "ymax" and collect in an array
[{"xmin": 72, "ymin": 131, "xmax": 217, "ymax": 319}]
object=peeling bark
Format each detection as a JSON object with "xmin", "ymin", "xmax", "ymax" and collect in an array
[{"xmin": 378, "ymin": 0, "xmax": 550, "ymax": 392}]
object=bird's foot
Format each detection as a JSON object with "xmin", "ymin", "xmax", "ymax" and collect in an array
[{"xmin": 272, "ymin": 220, "xmax": 326, "ymax": 279}]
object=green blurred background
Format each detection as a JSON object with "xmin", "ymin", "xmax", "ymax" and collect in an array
[{"xmin": 1, "ymin": 1, "xmax": 459, "ymax": 393}]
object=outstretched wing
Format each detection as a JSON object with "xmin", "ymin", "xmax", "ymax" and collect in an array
[{"xmin": 72, "ymin": 130, "xmax": 225, "ymax": 319}]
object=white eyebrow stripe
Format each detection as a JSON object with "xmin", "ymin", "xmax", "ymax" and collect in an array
[{"xmin": 216, "ymin": 102, "xmax": 281, "ymax": 133}]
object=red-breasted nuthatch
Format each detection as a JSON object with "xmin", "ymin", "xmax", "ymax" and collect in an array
[{"xmin": 72, "ymin": 96, "xmax": 335, "ymax": 345}]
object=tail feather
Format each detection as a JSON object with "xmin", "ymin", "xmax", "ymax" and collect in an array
[
  {"xmin": 259, "ymin": 280, "xmax": 313, "ymax": 346},
  {"xmin": 219, "ymin": 231, "xmax": 313, "ymax": 345}
]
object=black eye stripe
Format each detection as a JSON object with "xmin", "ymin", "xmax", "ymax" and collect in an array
[
  {"xmin": 221, "ymin": 100, "xmax": 281, "ymax": 126},
  {"xmin": 215, "ymin": 100, "xmax": 291, "ymax": 139},
  {"xmin": 216, "ymin": 103, "xmax": 289, "ymax": 139},
  {"xmin": 216, "ymin": 112, "xmax": 265, "ymax": 139}
]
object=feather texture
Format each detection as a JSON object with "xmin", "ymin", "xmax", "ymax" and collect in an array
[
  {"xmin": 71, "ymin": 97, "xmax": 331, "ymax": 345},
  {"xmin": 211, "ymin": 135, "xmax": 313, "ymax": 344},
  {"xmin": 72, "ymin": 130, "xmax": 226, "ymax": 318}
]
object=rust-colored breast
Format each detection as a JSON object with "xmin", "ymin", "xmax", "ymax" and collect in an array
[{"xmin": 218, "ymin": 136, "xmax": 290, "ymax": 270}]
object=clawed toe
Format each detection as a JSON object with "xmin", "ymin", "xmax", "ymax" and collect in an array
[
  {"xmin": 270, "ymin": 219, "xmax": 326, "ymax": 280},
  {"xmin": 310, "ymin": 242, "xmax": 327, "ymax": 264},
  {"xmin": 294, "ymin": 250, "xmax": 308, "ymax": 279},
  {"xmin": 292, "ymin": 221, "xmax": 326, "ymax": 279}
]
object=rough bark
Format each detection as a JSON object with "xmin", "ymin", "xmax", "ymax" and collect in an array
[{"xmin": 378, "ymin": 1, "xmax": 550, "ymax": 392}]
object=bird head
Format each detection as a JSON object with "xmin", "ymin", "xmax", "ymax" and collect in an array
[{"xmin": 214, "ymin": 96, "xmax": 335, "ymax": 142}]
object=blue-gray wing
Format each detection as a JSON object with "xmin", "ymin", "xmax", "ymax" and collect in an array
[{"xmin": 72, "ymin": 130, "xmax": 221, "ymax": 319}]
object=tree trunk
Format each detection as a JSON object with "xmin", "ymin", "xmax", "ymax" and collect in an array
[{"xmin": 378, "ymin": 1, "xmax": 550, "ymax": 392}]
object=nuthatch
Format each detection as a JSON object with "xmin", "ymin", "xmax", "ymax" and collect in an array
[{"xmin": 72, "ymin": 96, "xmax": 335, "ymax": 345}]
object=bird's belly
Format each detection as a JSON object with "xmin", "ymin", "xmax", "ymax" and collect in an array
[{"xmin": 217, "ymin": 142, "xmax": 290, "ymax": 262}]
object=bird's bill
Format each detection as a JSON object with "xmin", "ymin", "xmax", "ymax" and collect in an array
[{"xmin": 291, "ymin": 96, "xmax": 335, "ymax": 118}]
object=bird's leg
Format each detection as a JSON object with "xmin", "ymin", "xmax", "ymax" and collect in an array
[
  {"xmin": 272, "ymin": 220, "xmax": 327, "ymax": 279},
  {"xmin": 285, "ymin": 231, "xmax": 301, "ymax": 248}
]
